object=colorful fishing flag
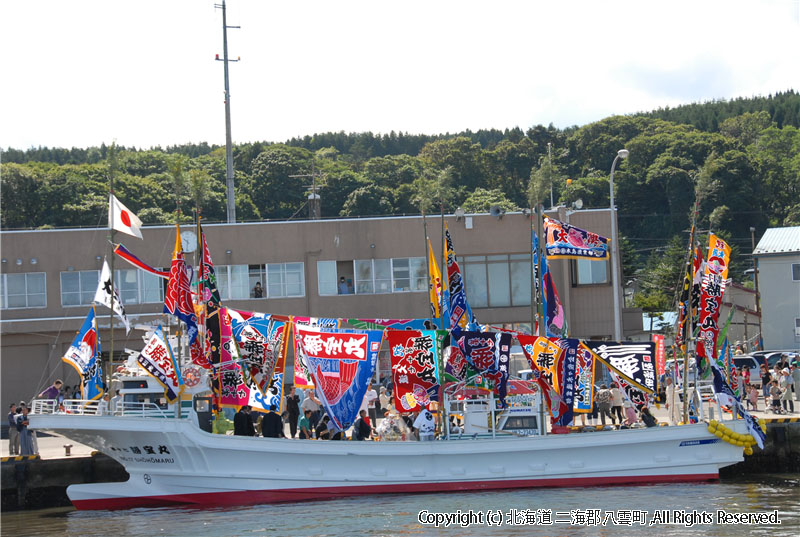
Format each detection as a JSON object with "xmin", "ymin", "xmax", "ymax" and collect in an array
[
  {"xmin": 113, "ymin": 243, "xmax": 169, "ymax": 279},
  {"xmin": 61, "ymin": 307, "xmax": 103, "ymax": 401},
  {"xmin": 387, "ymin": 329, "xmax": 445, "ymax": 412},
  {"xmin": 652, "ymin": 334, "xmax": 666, "ymax": 376},
  {"xmin": 229, "ymin": 309, "xmax": 289, "ymax": 398},
  {"xmin": 733, "ymin": 399, "xmax": 766, "ymax": 449},
  {"xmin": 691, "ymin": 243, "xmax": 706, "ymax": 332},
  {"xmin": 696, "ymin": 234, "xmax": 731, "ymax": 372},
  {"xmin": 293, "ymin": 317, "xmax": 340, "ymax": 388},
  {"xmin": 109, "ymin": 193, "xmax": 143, "ymax": 239},
  {"xmin": 445, "ymin": 223, "xmax": 477, "ymax": 331},
  {"xmin": 675, "ymin": 222, "xmax": 696, "ymax": 350},
  {"xmin": 455, "ymin": 330, "xmax": 513, "ymax": 407},
  {"xmin": 583, "ymin": 341, "xmax": 656, "ymax": 394},
  {"xmin": 207, "ymin": 306, "xmax": 249, "ymax": 409},
  {"xmin": 443, "ymin": 344, "xmax": 469, "ymax": 382},
  {"xmin": 164, "ymin": 225, "xmax": 199, "ymax": 345},
  {"xmin": 347, "ymin": 318, "xmax": 437, "ymax": 331},
  {"xmin": 137, "ymin": 326, "xmax": 183, "ymax": 403},
  {"xmin": 543, "ymin": 217, "xmax": 609, "ymax": 260},
  {"xmin": 518, "ymin": 335, "xmax": 578, "ymax": 425},
  {"xmin": 93, "ymin": 259, "xmax": 130, "ymax": 334},
  {"xmin": 294, "ymin": 325, "xmax": 383, "ymax": 430},
  {"xmin": 428, "ymin": 238, "xmax": 444, "ymax": 320},
  {"xmin": 533, "ymin": 232, "xmax": 566, "ymax": 338},
  {"xmin": 198, "ymin": 225, "xmax": 221, "ymax": 307},
  {"xmin": 573, "ymin": 344, "xmax": 596, "ymax": 414}
]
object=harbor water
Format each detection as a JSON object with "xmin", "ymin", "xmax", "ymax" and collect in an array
[{"xmin": 2, "ymin": 475, "xmax": 798, "ymax": 537}]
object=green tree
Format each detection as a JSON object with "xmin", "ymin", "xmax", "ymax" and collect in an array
[
  {"xmin": 461, "ymin": 187, "xmax": 517, "ymax": 213},
  {"xmin": 244, "ymin": 145, "xmax": 312, "ymax": 219},
  {"xmin": 340, "ymin": 184, "xmax": 394, "ymax": 216}
]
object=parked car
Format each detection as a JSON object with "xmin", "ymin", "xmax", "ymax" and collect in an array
[{"xmin": 751, "ymin": 350, "xmax": 800, "ymax": 370}]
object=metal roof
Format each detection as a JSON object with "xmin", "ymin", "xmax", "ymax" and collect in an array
[{"xmin": 753, "ymin": 227, "xmax": 800, "ymax": 256}]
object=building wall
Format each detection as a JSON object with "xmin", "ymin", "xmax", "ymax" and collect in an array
[
  {"xmin": 1, "ymin": 210, "xmax": 625, "ymax": 404},
  {"xmin": 757, "ymin": 253, "xmax": 800, "ymax": 350}
]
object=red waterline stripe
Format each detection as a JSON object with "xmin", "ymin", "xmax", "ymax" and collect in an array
[{"xmin": 71, "ymin": 472, "xmax": 719, "ymax": 511}]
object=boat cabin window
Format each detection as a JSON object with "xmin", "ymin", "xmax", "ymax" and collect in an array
[{"xmin": 502, "ymin": 416, "xmax": 538, "ymax": 430}]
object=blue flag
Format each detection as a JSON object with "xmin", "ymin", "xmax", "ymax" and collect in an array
[
  {"xmin": 455, "ymin": 330, "xmax": 513, "ymax": 407},
  {"xmin": 295, "ymin": 325, "xmax": 383, "ymax": 430},
  {"xmin": 61, "ymin": 307, "xmax": 103, "ymax": 401}
]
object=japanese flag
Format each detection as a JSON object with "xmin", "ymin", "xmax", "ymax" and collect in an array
[{"xmin": 109, "ymin": 194, "xmax": 143, "ymax": 239}]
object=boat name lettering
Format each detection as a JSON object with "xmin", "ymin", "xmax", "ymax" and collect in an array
[
  {"xmin": 679, "ymin": 439, "xmax": 720, "ymax": 447},
  {"xmin": 118, "ymin": 455, "xmax": 176, "ymax": 465},
  {"xmin": 109, "ymin": 444, "xmax": 172, "ymax": 455}
]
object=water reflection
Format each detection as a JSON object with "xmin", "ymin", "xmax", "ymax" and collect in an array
[{"xmin": 2, "ymin": 476, "xmax": 798, "ymax": 537}]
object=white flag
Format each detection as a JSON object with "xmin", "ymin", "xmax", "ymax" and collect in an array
[
  {"xmin": 109, "ymin": 194, "xmax": 143, "ymax": 239},
  {"xmin": 94, "ymin": 260, "xmax": 131, "ymax": 334}
]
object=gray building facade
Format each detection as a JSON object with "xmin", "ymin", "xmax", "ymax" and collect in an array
[{"xmin": 753, "ymin": 226, "xmax": 800, "ymax": 350}]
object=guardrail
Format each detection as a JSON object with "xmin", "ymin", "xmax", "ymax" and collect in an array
[{"xmin": 31, "ymin": 398, "xmax": 173, "ymax": 418}]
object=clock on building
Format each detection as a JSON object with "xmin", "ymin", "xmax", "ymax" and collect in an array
[{"xmin": 180, "ymin": 230, "xmax": 198, "ymax": 253}]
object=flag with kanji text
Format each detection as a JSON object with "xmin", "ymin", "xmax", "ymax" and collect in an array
[
  {"xmin": 387, "ymin": 329, "xmax": 445, "ymax": 412},
  {"xmin": 137, "ymin": 326, "xmax": 183, "ymax": 403}
]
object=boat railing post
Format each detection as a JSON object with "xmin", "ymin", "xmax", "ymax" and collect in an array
[{"xmin": 490, "ymin": 390, "xmax": 496, "ymax": 439}]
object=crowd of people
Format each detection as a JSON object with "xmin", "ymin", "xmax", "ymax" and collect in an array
[{"xmin": 226, "ymin": 381, "xmax": 446, "ymax": 442}]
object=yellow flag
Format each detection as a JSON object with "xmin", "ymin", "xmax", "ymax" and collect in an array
[{"xmin": 427, "ymin": 238, "xmax": 442, "ymax": 319}]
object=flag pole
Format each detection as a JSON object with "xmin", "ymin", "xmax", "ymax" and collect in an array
[{"xmin": 107, "ymin": 148, "xmax": 117, "ymax": 397}]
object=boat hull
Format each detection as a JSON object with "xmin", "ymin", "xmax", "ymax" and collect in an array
[{"xmin": 31, "ymin": 414, "xmax": 747, "ymax": 510}]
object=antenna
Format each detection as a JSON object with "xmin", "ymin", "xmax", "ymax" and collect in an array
[{"xmin": 214, "ymin": 1, "xmax": 240, "ymax": 224}]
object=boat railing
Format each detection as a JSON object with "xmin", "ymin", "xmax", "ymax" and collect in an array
[{"xmin": 31, "ymin": 398, "xmax": 172, "ymax": 418}]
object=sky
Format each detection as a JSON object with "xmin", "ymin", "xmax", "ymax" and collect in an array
[{"xmin": 2, "ymin": 0, "xmax": 799, "ymax": 150}]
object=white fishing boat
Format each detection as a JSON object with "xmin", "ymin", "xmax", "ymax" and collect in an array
[{"xmin": 30, "ymin": 375, "xmax": 750, "ymax": 511}]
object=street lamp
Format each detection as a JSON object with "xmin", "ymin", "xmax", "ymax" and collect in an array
[{"xmin": 609, "ymin": 149, "xmax": 629, "ymax": 341}]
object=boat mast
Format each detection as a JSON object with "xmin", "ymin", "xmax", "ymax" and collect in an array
[
  {"xmin": 107, "ymin": 148, "xmax": 117, "ymax": 394},
  {"xmin": 216, "ymin": 0, "xmax": 239, "ymax": 223}
]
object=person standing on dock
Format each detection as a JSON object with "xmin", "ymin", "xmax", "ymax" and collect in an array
[
  {"xmin": 7, "ymin": 403, "xmax": 19, "ymax": 455},
  {"xmin": 16, "ymin": 406, "xmax": 34, "ymax": 455}
]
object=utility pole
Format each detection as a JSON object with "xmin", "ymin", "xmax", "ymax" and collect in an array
[
  {"xmin": 289, "ymin": 161, "xmax": 324, "ymax": 219},
  {"xmin": 215, "ymin": 0, "xmax": 240, "ymax": 223},
  {"xmin": 547, "ymin": 142, "xmax": 554, "ymax": 209}
]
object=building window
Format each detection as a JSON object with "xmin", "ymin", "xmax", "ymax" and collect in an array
[
  {"xmin": 317, "ymin": 261, "xmax": 338, "ymax": 296},
  {"xmin": 61, "ymin": 269, "xmax": 162, "ymax": 307},
  {"xmin": 60, "ymin": 270, "xmax": 99, "ymax": 306},
  {"xmin": 267, "ymin": 262, "xmax": 305, "ymax": 298},
  {"xmin": 462, "ymin": 254, "xmax": 531, "ymax": 308},
  {"xmin": 792, "ymin": 263, "xmax": 800, "ymax": 281},
  {"xmin": 795, "ymin": 318, "xmax": 800, "ymax": 337},
  {"xmin": 1, "ymin": 272, "xmax": 46, "ymax": 309},
  {"xmin": 116, "ymin": 269, "xmax": 164, "ymax": 304},
  {"xmin": 319, "ymin": 258, "xmax": 426, "ymax": 296},
  {"xmin": 217, "ymin": 264, "xmax": 305, "ymax": 300},
  {"xmin": 571, "ymin": 258, "xmax": 608, "ymax": 286}
]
